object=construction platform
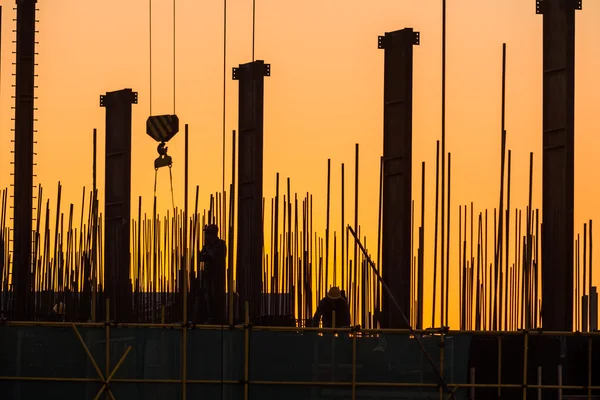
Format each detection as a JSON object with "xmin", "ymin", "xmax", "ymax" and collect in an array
[{"xmin": 1, "ymin": 322, "xmax": 600, "ymax": 400}]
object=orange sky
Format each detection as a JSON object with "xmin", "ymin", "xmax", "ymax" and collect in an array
[{"xmin": 1, "ymin": 0, "xmax": 600, "ymax": 329}]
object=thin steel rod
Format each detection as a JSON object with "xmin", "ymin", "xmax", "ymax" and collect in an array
[
  {"xmin": 445, "ymin": 153, "xmax": 451, "ymax": 327},
  {"xmin": 526, "ymin": 151, "xmax": 533, "ymax": 329},
  {"xmin": 353, "ymin": 144, "xmax": 359, "ymax": 324},
  {"xmin": 228, "ymin": 130, "xmax": 236, "ymax": 324},
  {"xmin": 325, "ymin": 159, "xmax": 331, "ymax": 291},
  {"xmin": 418, "ymin": 161, "xmax": 425, "ymax": 329},
  {"xmin": 341, "ymin": 163, "xmax": 345, "ymax": 294},
  {"xmin": 440, "ymin": 0, "xmax": 447, "ymax": 334},
  {"xmin": 182, "ymin": 124, "xmax": 188, "ymax": 400},
  {"xmin": 432, "ymin": 141, "xmax": 440, "ymax": 328},
  {"xmin": 589, "ymin": 220, "xmax": 593, "ymax": 329},
  {"xmin": 504, "ymin": 149, "xmax": 511, "ymax": 330}
]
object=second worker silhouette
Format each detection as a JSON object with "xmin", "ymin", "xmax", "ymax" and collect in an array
[{"xmin": 198, "ymin": 224, "xmax": 227, "ymax": 324}]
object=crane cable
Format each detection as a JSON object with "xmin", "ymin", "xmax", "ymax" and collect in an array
[{"xmin": 149, "ymin": 0, "xmax": 177, "ymax": 214}]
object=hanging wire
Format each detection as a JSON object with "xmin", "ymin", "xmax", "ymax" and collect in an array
[
  {"xmin": 169, "ymin": 167, "xmax": 176, "ymax": 213},
  {"xmin": 252, "ymin": 0, "xmax": 256, "ymax": 62},
  {"xmin": 149, "ymin": 0, "xmax": 177, "ymax": 219},
  {"xmin": 173, "ymin": 0, "xmax": 176, "ymax": 114},
  {"xmin": 149, "ymin": 0, "xmax": 153, "ymax": 116},
  {"xmin": 154, "ymin": 169, "xmax": 158, "ymax": 197},
  {"xmin": 222, "ymin": 0, "xmax": 227, "ymax": 196}
]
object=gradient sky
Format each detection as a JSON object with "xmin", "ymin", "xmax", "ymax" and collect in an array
[{"xmin": 1, "ymin": 0, "xmax": 600, "ymax": 328}]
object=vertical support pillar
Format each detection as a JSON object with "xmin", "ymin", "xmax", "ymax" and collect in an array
[
  {"xmin": 591, "ymin": 286, "xmax": 598, "ymax": 331},
  {"xmin": 378, "ymin": 29, "xmax": 419, "ymax": 328},
  {"xmin": 233, "ymin": 60, "xmax": 269, "ymax": 322},
  {"xmin": 100, "ymin": 88, "xmax": 137, "ymax": 322},
  {"xmin": 12, "ymin": 0, "xmax": 37, "ymax": 320},
  {"xmin": 582, "ymin": 294, "xmax": 589, "ymax": 332},
  {"xmin": 537, "ymin": 0, "xmax": 580, "ymax": 331}
]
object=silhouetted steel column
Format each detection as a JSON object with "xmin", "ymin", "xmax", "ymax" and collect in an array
[
  {"xmin": 233, "ymin": 60, "xmax": 269, "ymax": 321},
  {"xmin": 378, "ymin": 29, "xmax": 419, "ymax": 329},
  {"xmin": 12, "ymin": 0, "xmax": 37, "ymax": 320},
  {"xmin": 537, "ymin": 0, "xmax": 580, "ymax": 331},
  {"xmin": 100, "ymin": 89, "xmax": 137, "ymax": 322}
]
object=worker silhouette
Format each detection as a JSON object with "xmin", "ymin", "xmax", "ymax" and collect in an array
[
  {"xmin": 199, "ymin": 224, "xmax": 227, "ymax": 324},
  {"xmin": 312, "ymin": 286, "xmax": 351, "ymax": 328},
  {"xmin": 52, "ymin": 302, "xmax": 66, "ymax": 322}
]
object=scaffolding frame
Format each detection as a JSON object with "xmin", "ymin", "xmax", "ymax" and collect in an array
[{"xmin": 1, "ymin": 308, "xmax": 599, "ymax": 400}]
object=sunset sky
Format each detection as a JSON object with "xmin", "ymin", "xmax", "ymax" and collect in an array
[{"xmin": 1, "ymin": 0, "xmax": 600, "ymax": 329}]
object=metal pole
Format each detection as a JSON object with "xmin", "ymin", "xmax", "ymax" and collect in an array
[
  {"xmin": 433, "ymin": 141, "xmax": 440, "ymax": 328},
  {"xmin": 439, "ymin": 333, "xmax": 445, "ymax": 400},
  {"xmin": 351, "ymin": 326, "xmax": 357, "ymax": 400},
  {"xmin": 228, "ymin": 130, "xmax": 237, "ymax": 325},
  {"xmin": 182, "ymin": 124, "xmax": 188, "ymax": 400},
  {"xmin": 497, "ymin": 336, "xmax": 502, "ymax": 398},
  {"xmin": 537, "ymin": 366, "xmax": 541, "ymax": 400},
  {"xmin": 588, "ymin": 336, "xmax": 592, "ymax": 400},
  {"xmin": 105, "ymin": 298, "xmax": 110, "ymax": 400},
  {"xmin": 440, "ymin": 0, "xmax": 447, "ymax": 333},
  {"xmin": 325, "ymin": 159, "xmax": 331, "ymax": 291},
  {"xmin": 557, "ymin": 365, "xmax": 562, "ymax": 400},
  {"xmin": 470, "ymin": 368, "xmax": 475, "ymax": 400},
  {"xmin": 244, "ymin": 302, "xmax": 250, "ymax": 400},
  {"xmin": 418, "ymin": 161, "xmax": 425, "ymax": 329},
  {"xmin": 92, "ymin": 129, "xmax": 97, "ymax": 322},
  {"xmin": 522, "ymin": 331, "xmax": 528, "ymax": 400},
  {"xmin": 353, "ymin": 144, "xmax": 359, "ymax": 324}
]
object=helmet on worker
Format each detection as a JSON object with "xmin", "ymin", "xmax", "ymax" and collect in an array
[
  {"xmin": 204, "ymin": 224, "xmax": 219, "ymax": 236},
  {"xmin": 327, "ymin": 286, "xmax": 341, "ymax": 300}
]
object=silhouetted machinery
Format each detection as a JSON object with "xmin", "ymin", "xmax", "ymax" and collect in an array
[{"xmin": 146, "ymin": 114, "xmax": 179, "ymax": 169}]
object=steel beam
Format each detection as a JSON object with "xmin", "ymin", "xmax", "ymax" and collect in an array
[
  {"xmin": 378, "ymin": 29, "xmax": 419, "ymax": 329},
  {"xmin": 100, "ymin": 89, "xmax": 137, "ymax": 322},
  {"xmin": 12, "ymin": 0, "xmax": 37, "ymax": 320},
  {"xmin": 233, "ymin": 60, "xmax": 269, "ymax": 322},
  {"xmin": 537, "ymin": 0, "xmax": 579, "ymax": 331}
]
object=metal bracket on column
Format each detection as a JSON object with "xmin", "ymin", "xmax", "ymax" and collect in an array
[
  {"xmin": 232, "ymin": 63, "xmax": 271, "ymax": 81},
  {"xmin": 100, "ymin": 91, "xmax": 138, "ymax": 107},
  {"xmin": 378, "ymin": 31, "xmax": 420, "ymax": 49},
  {"xmin": 536, "ymin": 0, "xmax": 543, "ymax": 14},
  {"xmin": 536, "ymin": 0, "xmax": 581, "ymax": 14}
]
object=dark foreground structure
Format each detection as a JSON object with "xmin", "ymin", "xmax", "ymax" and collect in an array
[{"xmin": 1, "ymin": 324, "xmax": 600, "ymax": 400}]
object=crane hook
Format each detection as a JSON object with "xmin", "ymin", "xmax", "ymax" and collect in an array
[{"xmin": 155, "ymin": 141, "xmax": 172, "ymax": 169}]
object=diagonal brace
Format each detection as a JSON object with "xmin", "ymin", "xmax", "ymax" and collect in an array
[
  {"xmin": 348, "ymin": 225, "xmax": 456, "ymax": 400},
  {"xmin": 72, "ymin": 324, "xmax": 132, "ymax": 400}
]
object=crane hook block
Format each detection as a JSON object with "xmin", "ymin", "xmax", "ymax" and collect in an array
[
  {"xmin": 155, "ymin": 142, "xmax": 173, "ymax": 169},
  {"xmin": 146, "ymin": 114, "xmax": 179, "ymax": 143}
]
